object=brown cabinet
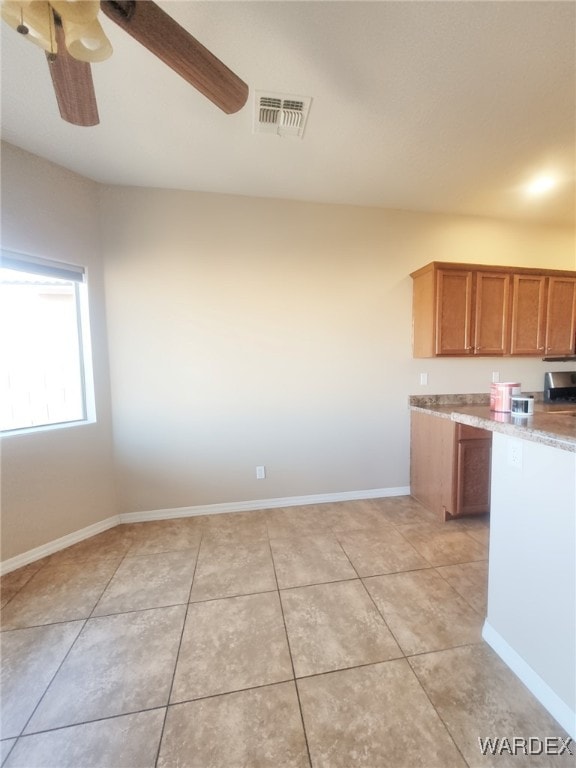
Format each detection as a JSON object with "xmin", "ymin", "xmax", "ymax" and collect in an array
[
  {"xmin": 473, "ymin": 271, "xmax": 510, "ymax": 356},
  {"xmin": 434, "ymin": 268, "xmax": 473, "ymax": 355},
  {"xmin": 455, "ymin": 425, "xmax": 492, "ymax": 516},
  {"xmin": 411, "ymin": 262, "xmax": 576, "ymax": 358},
  {"xmin": 414, "ymin": 265, "xmax": 509, "ymax": 356},
  {"xmin": 410, "ymin": 411, "xmax": 491, "ymax": 521},
  {"xmin": 545, "ymin": 277, "xmax": 576, "ymax": 356},
  {"xmin": 509, "ymin": 274, "xmax": 547, "ymax": 355}
]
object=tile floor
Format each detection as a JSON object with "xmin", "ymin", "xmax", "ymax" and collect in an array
[{"xmin": 1, "ymin": 497, "xmax": 573, "ymax": 767}]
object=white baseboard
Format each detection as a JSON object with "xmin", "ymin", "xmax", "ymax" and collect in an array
[
  {"xmin": 119, "ymin": 486, "xmax": 411, "ymax": 523},
  {"xmin": 0, "ymin": 516, "xmax": 121, "ymax": 576},
  {"xmin": 0, "ymin": 487, "xmax": 410, "ymax": 575},
  {"xmin": 482, "ymin": 620, "xmax": 576, "ymax": 739}
]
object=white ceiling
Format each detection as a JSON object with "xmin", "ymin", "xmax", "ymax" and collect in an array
[{"xmin": 1, "ymin": 1, "xmax": 574, "ymax": 224}]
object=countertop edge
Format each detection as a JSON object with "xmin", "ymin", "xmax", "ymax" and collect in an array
[{"xmin": 409, "ymin": 404, "xmax": 576, "ymax": 453}]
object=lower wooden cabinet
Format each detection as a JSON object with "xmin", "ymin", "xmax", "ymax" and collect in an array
[{"xmin": 410, "ymin": 411, "xmax": 491, "ymax": 521}]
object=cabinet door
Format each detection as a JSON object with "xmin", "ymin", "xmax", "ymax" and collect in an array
[
  {"xmin": 455, "ymin": 438, "xmax": 491, "ymax": 516},
  {"xmin": 545, "ymin": 277, "xmax": 576, "ymax": 356},
  {"xmin": 410, "ymin": 411, "xmax": 455, "ymax": 518},
  {"xmin": 509, "ymin": 274, "xmax": 547, "ymax": 355},
  {"xmin": 435, "ymin": 269, "xmax": 473, "ymax": 355},
  {"xmin": 473, "ymin": 272, "xmax": 510, "ymax": 355}
]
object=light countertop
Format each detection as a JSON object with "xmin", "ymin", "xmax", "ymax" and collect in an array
[{"xmin": 409, "ymin": 396, "xmax": 576, "ymax": 453}]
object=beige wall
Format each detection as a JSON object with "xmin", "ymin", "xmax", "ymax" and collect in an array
[
  {"xmin": 1, "ymin": 143, "xmax": 116, "ymax": 560},
  {"xmin": 99, "ymin": 185, "xmax": 575, "ymax": 515}
]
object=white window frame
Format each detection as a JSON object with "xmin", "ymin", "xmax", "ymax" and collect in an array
[{"xmin": 1, "ymin": 250, "xmax": 96, "ymax": 435}]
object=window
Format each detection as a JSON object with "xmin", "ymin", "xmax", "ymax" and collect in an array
[{"xmin": 1, "ymin": 251, "xmax": 94, "ymax": 433}]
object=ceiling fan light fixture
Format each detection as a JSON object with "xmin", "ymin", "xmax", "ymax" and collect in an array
[
  {"xmin": 2, "ymin": 0, "xmax": 249, "ymax": 124},
  {"xmin": 1, "ymin": 0, "xmax": 54, "ymax": 51},
  {"xmin": 49, "ymin": 0, "xmax": 98, "ymax": 25},
  {"xmin": 2, "ymin": 1, "xmax": 111, "ymax": 61},
  {"xmin": 62, "ymin": 16, "xmax": 112, "ymax": 61}
]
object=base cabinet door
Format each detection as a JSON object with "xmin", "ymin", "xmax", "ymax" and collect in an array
[
  {"xmin": 411, "ymin": 411, "xmax": 491, "ymax": 521},
  {"xmin": 455, "ymin": 437, "xmax": 492, "ymax": 516},
  {"xmin": 410, "ymin": 411, "xmax": 455, "ymax": 518}
]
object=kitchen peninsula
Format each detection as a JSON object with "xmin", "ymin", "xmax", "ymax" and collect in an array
[{"xmin": 410, "ymin": 396, "xmax": 576, "ymax": 739}]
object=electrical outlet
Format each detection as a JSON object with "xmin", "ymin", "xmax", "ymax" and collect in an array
[
  {"xmin": 419, "ymin": 373, "xmax": 428, "ymax": 386},
  {"xmin": 507, "ymin": 440, "xmax": 523, "ymax": 469},
  {"xmin": 256, "ymin": 465, "xmax": 266, "ymax": 480},
  {"xmin": 492, "ymin": 371, "xmax": 500, "ymax": 383}
]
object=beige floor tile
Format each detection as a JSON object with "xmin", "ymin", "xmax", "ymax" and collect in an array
[
  {"xmin": 158, "ymin": 682, "xmax": 310, "ymax": 768},
  {"xmin": 4, "ymin": 710, "xmax": 164, "ymax": 768},
  {"xmin": 297, "ymin": 660, "xmax": 466, "ymax": 768},
  {"xmin": 448, "ymin": 516, "xmax": 490, "ymax": 542},
  {"xmin": 449, "ymin": 513, "xmax": 490, "ymax": 528},
  {"xmin": 0, "ymin": 562, "xmax": 47, "ymax": 609},
  {"xmin": 171, "ymin": 592, "xmax": 293, "ymax": 702},
  {"xmin": 364, "ymin": 569, "xmax": 483, "ymax": 655},
  {"xmin": 0, "ymin": 560, "xmax": 120, "ymax": 630},
  {"xmin": 370, "ymin": 496, "xmax": 439, "ymax": 526},
  {"xmin": 270, "ymin": 534, "xmax": 357, "ymax": 589},
  {"xmin": 409, "ymin": 645, "xmax": 575, "ymax": 768},
  {"xmin": 203, "ymin": 510, "xmax": 269, "ymax": 541},
  {"xmin": 397, "ymin": 522, "xmax": 488, "ymax": 566},
  {"xmin": 0, "ymin": 622, "xmax": 83, "ymax": 738},
  {"xmin": 281, "ymin": 580, "xmax": 401, "ymax": 677},
  {"xmin": 1, "ymin": 739, "xmax": 16, "ymax": 766},
  {"xmin": 336, "ymin": 528, "xmax": 429, "ymax": 576},
  {"xmin": 0, "ymin": 499, "xmax": 534, "ymax": 766},
  {"xmin": 190, "ymin": 538, "xmax": 276, "ymax": 601},
  {"xmin": 436, "ymin": 561, "xmax": 489, "ymax": 615},
  {"xmin": 1, "ymin": 589, "xmax": 18, "ymax": 611},
  {"xmin": 25, "ymin": 605, "xmax": 185, "ymax": 732},
  {"xmin": 92, "ymin": 550, "xmax": 196, "ymax": 616},
  {"xmin": 464, "ymin": 527, "xmax": 491, "ymax": 547},
  {"xmin": 322, "ymin": 500, "xmax": 396, "ymax": 532},
  {"xmin": 125, "ymin": 518, "xmax": 203, "ymax": 556},
  {"xmin": 266, "ymin": 505, "xmax": 334, "ymax": 538},
  {"xmin": 46, "ymin": 526, "xmax": 133, "ymax": 565}
]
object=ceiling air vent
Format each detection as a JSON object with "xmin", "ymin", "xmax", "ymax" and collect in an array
[{"xmin": 254, "ymin": 92, "xmax": 312, "ymax": 138}]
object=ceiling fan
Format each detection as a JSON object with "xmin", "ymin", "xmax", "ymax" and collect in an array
[{"xmin": 1, "ymin": 0, "xmax": 249, "ymax": 126}]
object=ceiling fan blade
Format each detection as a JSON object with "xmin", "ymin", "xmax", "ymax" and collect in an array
[
  {"xmin": 100, "ymin": 0, "xmax": 249, "ymax": 114},
  {"xmin": 47, "ymin": 19, "xmax": 100, "ymax": 126}
]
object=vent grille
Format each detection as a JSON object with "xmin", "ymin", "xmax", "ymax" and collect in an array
[{"xmin": 254, "ymin": 92, "xmax": 312, "ymax": 138}]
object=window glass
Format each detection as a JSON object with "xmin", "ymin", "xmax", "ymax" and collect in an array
[{"xmin": 1, "ymin": 254, "xmax": 93, "ymax": 432}]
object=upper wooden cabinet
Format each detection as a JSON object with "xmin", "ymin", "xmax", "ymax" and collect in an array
[
  {"xmin": 411, "ymin": 262, "xmax": 576, "ymax": 358},
  {"xmin": 434, "ymin": 268, "xmax": 473, "ymax": 355},
  {"xmin": 509, "ymin": 274, "xmax": 547, "ymax": 355},
  {"xmin": 412, "ymin": 263, "xmax": 510, "ymax": 357},
  {"xmin": 473, "ymin": 271, "xmax": 511, "ymax": 356},
  {"xmin": 545, "ymin": 277, "xmax": 576, "ymax": 356}
]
